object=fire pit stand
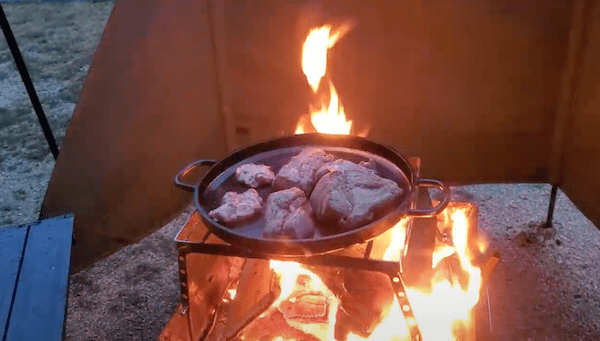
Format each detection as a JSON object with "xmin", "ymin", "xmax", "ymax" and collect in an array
[{"xmin": 176, "ymin": 232, "xmax": 422, "ymax": 340}]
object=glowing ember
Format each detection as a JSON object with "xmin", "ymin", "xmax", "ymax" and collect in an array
[
  {"xmin": 269, "ymin": 260, "xmax": 340, "ymax": 340},
  {"xmin": 296, "ymin": 24, "xmax": 358, "ymax": 136}
]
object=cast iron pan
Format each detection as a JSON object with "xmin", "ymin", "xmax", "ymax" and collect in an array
[{"xmin": 175, "ymin": 133, "xmax": 449, "ymax": 256}]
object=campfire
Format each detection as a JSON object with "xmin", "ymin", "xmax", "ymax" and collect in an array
[
  {"xmin": 258, "ymin": 25, "xmax": 489, "ymax": 340},
  {"xmin": 163, "ymin": 23, "xmax": 499, "ymax": 341}
]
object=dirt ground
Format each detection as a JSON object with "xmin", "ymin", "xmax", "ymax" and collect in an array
[
  {"xmin": 0, "ymin": 1, "xmax": 113, "ymax": 227},
  {"xmin": 1, "ymin": 2, "xmax": 600, "ymax": 341},
  {"xmin": 64, "ymin": 184, "xmax": 600, "ymax": 341}
]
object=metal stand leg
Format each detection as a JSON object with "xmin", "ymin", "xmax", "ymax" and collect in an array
[
  {"xmin": 389, "ymin": 273, "xmax": 422, "ymax": 341},
  {"xmin": 177, "ymin": 246, "xmax": 190, "ymax": 314},
  {"xmin": 0, "ymin": 4, "xmax": 59, "ymax": 159},
  {"xmin": 545, "ymin": 184, "xmax": 559, "ymax": 228},
  {"xmin": 177, "ymin": 246, "xmax": 196, "ymax": 341}
]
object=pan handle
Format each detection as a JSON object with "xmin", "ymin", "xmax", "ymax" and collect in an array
[
  {"xmin": 174, "ymin": 159, "xmax": 217, "ymax": 191},
  {"xmin": 406, "ymin": 178, "xmax": 450, "ymax": 217}
]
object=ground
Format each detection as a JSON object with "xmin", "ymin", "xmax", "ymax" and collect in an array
[
  {"xmin": 0, "ymin": 1, "xmax": 113, "ymax": 226},
  {"xmin": 1, "ymin": 2, "xmax": 600, "ymax": 341}
]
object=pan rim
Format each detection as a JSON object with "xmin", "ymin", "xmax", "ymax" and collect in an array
[{"xmin": 192, "ymin": 133, "xmax": 417, "ymax": 256}]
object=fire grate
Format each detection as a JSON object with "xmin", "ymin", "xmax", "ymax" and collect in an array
[{"xmin": 176, "ymin": 229, "xmax": 421, "ymax": 340}]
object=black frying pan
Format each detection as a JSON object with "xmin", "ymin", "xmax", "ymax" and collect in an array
[{"xmin": 175, "ymin": 133, "xmax": 449, "ymax": 256}]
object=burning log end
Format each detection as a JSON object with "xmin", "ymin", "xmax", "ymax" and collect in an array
[
  {"xmin": 304, "ymin": 265, "xmax": 394, "ymax": 338},
  {"xmin": 336, "ymin": 270, "xmax": 395, "ymax": 338},
  {"xmin": 279, "ymin": 294, "xmax": 329, "ymax": 323},
  {"xmin": 223, "ymin": 283, "xmax": 281, "ymax": 340}
]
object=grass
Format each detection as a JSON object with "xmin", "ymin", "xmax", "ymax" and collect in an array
[{"xmin": 0, "ymin": 1, "xmax": 114, "ymax": 162}]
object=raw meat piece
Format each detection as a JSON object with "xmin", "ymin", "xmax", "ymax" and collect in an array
[
  {"xmin": 314, "ymin": 158, "xmax": 376, "ymax": 182},
  {"xmin": 274, "ymin": 148, "xmax": 334, "ymax": 195},
  {"xmin": 235, "ymin": 163, "xmax": 275, "ymax": 188},
  {"xmin": 263, "ymin": 187, "xmax": 315, "ymax": 239},
  {"xmin": 208, "ymin": 189, "xmax": 262, "ymax": 224},
  {"xmin": 310, "ymin": 169, "xmax": 403, "ymax": 231}
]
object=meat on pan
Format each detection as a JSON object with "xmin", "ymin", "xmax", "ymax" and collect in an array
[
  {"xmin": 310, "ymin": 168, "xmax": 403, "ymax": 232},
  {"xmin": 273, "ymin": 148, "xmax": 334, "ymax": 196},
  {"xmin": 208, "ymin": 189, "xmax": 263, "ymax": 224},
  {"xmin": 235, "ymin": 163, "xmax": 276, "ymax": 188},
  {"xmin": 314, "ymin": 158, "xmax": 376, "ymax": 183},
  {"xmin": 263, "ymin": 187, "xmax": 315, "ymax": 239}
]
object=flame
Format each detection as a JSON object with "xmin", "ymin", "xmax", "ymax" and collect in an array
[
  {"xmin": 302, "ymin": 25, "xmax": 333, "ymax": 93},
  {"xmin": 405, "ymin": 208, "xmax": 484, "ymax": 341},
  {"xmin": 266, "ymin": 23, "xmax": 486, "ymax": 341},
  {"xmin": 310, "ymin": 81, "xmax": 353, "ymax": 135},
  {"xmin": 382, "ymin": 218, "xmax": 410, "ymax": 262},
  {"xmin": 296, "ymin": 24, "xmax": 359, "ymax": 136},
  {"xmin": 344, "ymin": 207, "xmax": 485, "ymax": 341}
]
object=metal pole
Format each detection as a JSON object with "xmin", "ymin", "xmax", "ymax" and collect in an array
[
  {"xmin": 545, "ymin": 184, "xmax": 559, "ymax": 228},
  {"xmin": 0, "ymin": 4, "xmax": 59, "ymax": 160}
]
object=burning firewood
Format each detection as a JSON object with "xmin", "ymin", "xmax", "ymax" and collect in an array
[
  {"xmin": 240, "ymin": 310, "xmax": 321, "ymax": 341},
  {"xmin": 305, "ymin": 265, "xmax": 395, "ymax": 339},
  {"xmin": 279, "ymin": 294, "xmax": 329, "ymax": 323}
]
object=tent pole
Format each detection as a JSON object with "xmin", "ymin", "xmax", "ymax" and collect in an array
[
  {"xmin": 545, "ymin": 185, "xmax": 559, "ymax": 228},
  {"xmin": 0, "ymin": 4, "xmax": 59, "ymax": 160}
]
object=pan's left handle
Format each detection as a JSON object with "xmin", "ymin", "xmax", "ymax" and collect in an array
[
  {"xmin": 174, "ymin": 160, "xmax": 217, "ymax": 191},
  {"xmin": 406, "ymin": 179, "xmax": 450, "ymax": 217}
]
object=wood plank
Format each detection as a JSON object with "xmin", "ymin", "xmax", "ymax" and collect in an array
[
  {"xmin": 0, "ymin": 225, "xmax": 28, "ymax": 339},
  {"xmin": 5, "ymin": 215, "xmax": 74, "ymax": 341}
]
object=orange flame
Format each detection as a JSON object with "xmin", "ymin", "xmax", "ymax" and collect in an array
[
  {"xmin": 382, "ymin": 218, "xmax": 410, "ymax": 262},
  {"xmin": 274, "ymin": 23, "xmax": 486, "ymax": 341},
  {"xmin": 339, "ymin": 208, "xmax": 485, "ymax": 341},
  {"xmin": 296, "ymin": 24, "xmax": 361, "ymax": 136}
]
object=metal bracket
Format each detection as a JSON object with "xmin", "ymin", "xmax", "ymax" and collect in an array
[
  {"xmin": 390, "ymin": 273, "xmax": 422, "ymax": 341},
  {"xmin": 176, "ymin": 236, "xmax": 423, "ymax": 340},
  {"xmin": 177, "ymin": 246, "xmax": 190, "ymax": 314}
]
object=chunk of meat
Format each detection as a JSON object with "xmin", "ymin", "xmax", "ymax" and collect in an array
[
  {"xmin": 310, "ymin": 169, "xmax": 403, "ymax": 231},
  {"xmin": 314, "ymin": 158, "xmax": 376, "ymax": 182},
  {"xmin": 274, "ymin": 148, "xmax": 334, "ymax": 195},
  {"xmin": 235, "ymin": 163, "xmax": 275, "ymax": 188},
  {"xmin": 208, "ymin": 189, "xmax": 262, "ymax": 224},
  {"xmin": 263, "ymin": 187, "xmax": 315, "ymax": 239}
]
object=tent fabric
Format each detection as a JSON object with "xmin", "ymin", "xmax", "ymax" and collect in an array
[
  {"xmin": 560, "ymin": 0, "xmax": 600, "ymax": 230},
  {"xmin": 218, "ymin": 0, "xmax": 572, "ymax": 184},
  {"xmin": 40, "ymin": 0, "xmax": 226, "ymax": 271}
]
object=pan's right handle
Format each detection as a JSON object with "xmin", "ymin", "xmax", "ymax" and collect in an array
[
  {"xmin": 174, "ymin": 160, "xmax": 217, "ymax": 191},
  {"xmin": 406, "ymin": 178, "xmax": 450, "ymax": 217}
]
